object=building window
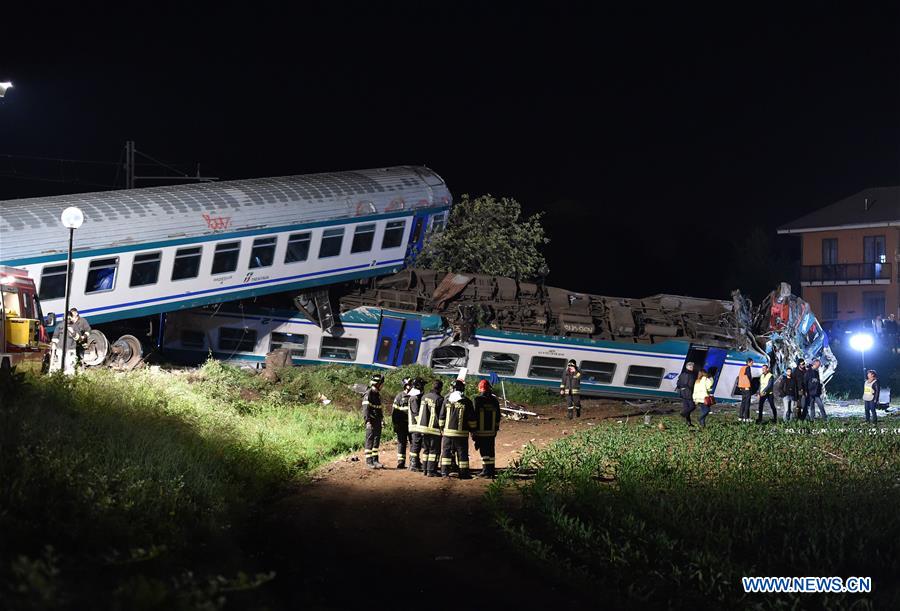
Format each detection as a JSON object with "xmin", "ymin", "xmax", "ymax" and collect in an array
[
  {"xmin": 821, "ymin": 292, "xmax": 838, "ymax": 320},
  {"xmin": 172, "ymin": 247, "xmax": 202, "ymax": 280},
  {"xmin": 130, "ymin": 251, "xmax": 162, "ymax": 287},
  {"xmin": 478, "ymin": 351, "xmax": 519, "ymax": 376},
  {"xmin": 39, "ymin": 264, "xmax": 69, "ymax": 300},
  {"xmin": 211, "ymin": 242, "xmax": 241, "ymax": 274},
  {"xmin": 180, "ymin": 330, "xmax": 206, "ymax": 348},
  {"xmin": 319, "ymin": 228, "xmax": 344, "ymax": 259},
  {"xmin": 270, "ymin": 332, "xmax": 307, "ymax": 358},
  {"xmin": 863, "ymin": 235, "xmax": 886, "ymax": 263},
  {"xmin": 862, "ymin": 291, "xmax": 886, "ymax": 319},
  {"xmin": 381, "ymin": 220, "xmax": 406, "ymax": 249},
  {"xmin": 528, "ymin": 356, "xmax": 567, "ymax": 379},
  {"xmin": 351, "ymin": 224, "xmax": 376, "ymax": 254},
  {"xmin": 625, "ymin": 365, "xmax": 664, "ymax": 388},
  {"xmin": 320, "ymin": 336, "xmax": 358, "ymax": 360},
  {"xmin": 821, "ymin": 238, "xmax": 838, "ymax": 265},
  {"xmin": 249, "ymin": 237, "xmax": 277, "ymax": 269},
  {"xmin": 218, "ymin": 327, "xmax": 257, "ymax": 352},
  {"xmin": 85, "ymin": 258, "xmax": 118, "ymax": 294},
  {"xmin": 580, "ymin": 361, "xmax": 616, "ymax": 384},
  {"xmin": 285, "ymin": 232, "xmax": 311, "ymax": 263}
]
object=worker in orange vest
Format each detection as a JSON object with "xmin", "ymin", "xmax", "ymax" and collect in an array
[{"xmin": 737, "ymin": 357, "xmax": 755, "ymax": 423}]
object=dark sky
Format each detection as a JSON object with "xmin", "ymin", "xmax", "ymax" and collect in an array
[{"xmin": 2, "ymin": 3, "xmax": 898, "ymax": 300}]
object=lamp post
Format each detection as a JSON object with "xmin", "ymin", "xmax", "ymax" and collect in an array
[
  {"xmin": 59, "ymin": 206, "xmax": 84, "ymax": 375},
  {"xmin": 849, "ymin": 333, "xmax": 874, "ymax": 375}
]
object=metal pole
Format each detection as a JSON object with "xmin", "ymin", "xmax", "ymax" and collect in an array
[{"xmin": 60, "ymin": 227, "xmax": 74, "ymax": 374}]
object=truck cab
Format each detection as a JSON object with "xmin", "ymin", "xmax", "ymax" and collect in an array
[{"xmin": 1, "ymin": 266, "xmax": 53, "ymax": 374}]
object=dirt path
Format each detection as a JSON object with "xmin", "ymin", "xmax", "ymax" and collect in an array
[{"xmin": 254, "ymin": 399, "xmax": 673, "ymax": 610}]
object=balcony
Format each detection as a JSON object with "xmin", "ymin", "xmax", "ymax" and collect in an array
[{"xmin": 800, "ymin": 262, "xmax": 892, "ymax": 286}]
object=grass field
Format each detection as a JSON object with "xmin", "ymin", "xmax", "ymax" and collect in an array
[{"xmin": 487, "ymin": 416, "xmax": 900, "ymax": 609}]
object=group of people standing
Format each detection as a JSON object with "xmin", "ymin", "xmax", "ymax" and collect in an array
[{"xmin": 361, "ymin": 372, "xmax": 501, "ymax": 478}]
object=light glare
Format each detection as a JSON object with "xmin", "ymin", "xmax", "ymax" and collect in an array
[
  {"xmin": 849, "ymin": 333, "xmax": 873, "ymax": 352},
  {"xmin": 60, "ymin": 206, "xmax": 84, "ymax": 229}
]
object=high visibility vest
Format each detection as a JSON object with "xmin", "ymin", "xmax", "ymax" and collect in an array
[
  {"xmin": 738, "ymin": 366, "xmax": 752, "ymax": 390},
  {"xmin": 863, "ymin": 382, "xmax": 876, "ymax": 402},
  {"xmin": 759, "ymin": 372, "xmax": 773, "ymax": 395}
]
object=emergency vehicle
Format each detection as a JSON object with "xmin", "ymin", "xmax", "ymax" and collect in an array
[{"xmin": 1, "ymin": 266, "xmax": 53, "ymax": 373}]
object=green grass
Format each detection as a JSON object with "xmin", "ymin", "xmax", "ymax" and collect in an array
[
  {"xmin": 487, "ymin": 417, "xmax": 900, "ymax": 609},
  {"xmin": 0, "ymin": 361, "xmax": 365, "ymax": 610}
]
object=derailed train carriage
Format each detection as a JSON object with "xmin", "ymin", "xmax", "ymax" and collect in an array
[{"xmin": 162, "ymin": 269, "xmax": 837, "ymax": 403}]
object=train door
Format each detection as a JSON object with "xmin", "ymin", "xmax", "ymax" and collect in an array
[
  {"xmin": 406, "ymin": 212, "xmax": 429, "ymax": 262},
  {"xmin": 374, "ymin": 316, "xmax": 423, "ymax": 367},
  {"xmin": 702, "ymin": 348, "xmax": 728, "ymax": 391},
  {"xmin": 397, "ymin": 318, "xmax": 422, "ymax": 365},
  {"xmin": 681, "ymin": 345, "xmax": 708, "ymax": 374}
]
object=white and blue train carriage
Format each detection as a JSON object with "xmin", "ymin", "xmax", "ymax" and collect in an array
[
  {"xmin": 0, "ymin": 165, "xmax": 451, "ymax": 326},
  {"xmin": 163, "ymin": 304, "xmax": 766, "ymax": 404}
]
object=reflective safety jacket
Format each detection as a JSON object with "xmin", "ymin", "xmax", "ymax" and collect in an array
[
  {"xmin": 737, "ymin": 365, "xmax": 753, "ymax": 391},
  {"xmin": 863, "ymin": 379, "xmax": 880, "ymax": 402},
  {"xmin": 362, "ymin": 388, "xmax": 383, "ymax": 424},
  {"xmin": 473, "ymin": 392, "xmax": 501, "ymax": 437},
  {"xmin": 560, "ymin": 367, "xmax": 581, "ymax": 394},
  {"xmin": 392, "ymin": 391, "xmax": 409, "ymax": 413},
  {"xmin": 413, "ymin": 391, "xmax": 443, "ymax": 436},
  {"xmin": 391, "ymin": 391, "xmax": 409, "ymax": 427},
  {"xmin": 759, "ymin": 372, "xmax": 774, "ymax": 396},
  {"xmin": 440, "ymin": 392, "xmax": 477, "ymax": 438}
]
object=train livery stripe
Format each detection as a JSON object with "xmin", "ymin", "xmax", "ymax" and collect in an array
[{"xmin": 474, "ymin": 334, "xmax": 687, "ymax": 361}]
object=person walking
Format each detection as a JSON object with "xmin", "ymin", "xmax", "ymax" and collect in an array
[
  {"xmin": 780, "ymin": 367, "xmax": 799, "ymax": 421},
  {"xmin": 806, "ymin": 358, "xmax": 827, "ymax": 421},
  {"xmin": 362, "ymin": 373, "xmax": 386, "ymax": 469},
  {"xmin": 439, "ymin": 378, "xmax": 476, "ymax": 479},
  {"xmin": 391, "ymin": 377, "xmax": 413, "ymax": 469},
  {"xmin": 676, "ymin": 362, "xmax": 698, "ymax": 427},
  {"xmin": 415, "ymin": 379, "xmax": 444, "ymax": 477},
  {"xmin": 863, "ymin": 370, "xmax": 880, "ymax": 425},
  {"xmin": 472, "ymin": 379, "xmax": 501, "ymax": 477},
  {"xmin": 737, "ymin": 358, "xmax": 754, "ymax": 423},
  {"xmin": 560, "ymin": 359, "xmax": 582, "ymax": 419},
  {"xmin": 756, "ymin": 364, "xmax": 777, "ymax": 423},
  {"xmin": 406, "ymin": 378, "xmax": 425, "ymax": 472},
  {"xmin": 692, "ymin": 368, "xmax": 714, "ymax": 427}
]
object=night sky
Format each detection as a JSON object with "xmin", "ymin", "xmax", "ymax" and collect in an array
[{"xmin": 2, "ymin": 3, "xmax": 898, "ymax": 301}]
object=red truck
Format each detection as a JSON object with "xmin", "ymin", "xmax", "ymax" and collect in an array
[{"xmin": 1, "ymin": 266, "xmax": 54, "ymax": 374}]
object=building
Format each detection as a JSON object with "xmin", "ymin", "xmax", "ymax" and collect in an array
[{"xmin": 778, "ymin": 186, "xmax": 899, "ymax": 322}]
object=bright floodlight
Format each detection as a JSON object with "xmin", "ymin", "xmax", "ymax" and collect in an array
[
  {"xmin": 60, "ymin": 206, "xmax": 84, "ymax": 229},
  {"xmin": 0, "ymin": 82, "xmax": 12, "ymax": 97},
  {"xmin": 849, "ymin": 333, "xmax": 873, "ymax": 352}
]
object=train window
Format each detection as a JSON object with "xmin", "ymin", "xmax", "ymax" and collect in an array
[
  {"xmin": 180, "ymin": 330, "xmax": 206, "ymax": 348},
  {"xmin": 172, "ymin": 247, "xmax": 202, "ymax": 280},
  {"xmin": 212, "ymin": 242, "xmax": 241, "ymax": 274},
  {"xmin": 581, "ymin": 361, "xmax": 616, "ymax": 384},
  {"xmin": 85, "ymin": 257, "xmax": 119, "ymax": 294},
  {"xmin": 411, "ymin": 218, "xmax": 424, "ymax": 245},
  {"xmin": 528, "ymin": 356, "xmax": 567, "ymax": 379},
  {"xmin": 39, "ymin": 264, "xmax": 69, "ymax": 300},
  {"xmin": 376, "ymin": 337, "xmax": 394, "ymax": 362},
  {"xmin": 625, "ymin": 365, "xmax": 665, "ymax": 388},
  {"xmin": 479, "ymin": 351, "xmax": 519, "ymax": 376},
  {"xmin": 320, "ymin": 336, "xmax": 358, "ymax": 361},
  {"xmin": 270, "ymin": 332, "xmax": 307, "ymax": 358},
  {"xmin": 428, "ymin": 213, "xmax": 447, "ymax": 234},
  {"xmin": 218, "ymin": 327, "xmax": 257, "ymax": 352},
  {"xmin": 130, "ymin": 251, "xmax": 162, "ymax": 287},
  {"xmin": 319, "ymin": 228, "xmax": 345, "ymax": 259},
  {"xmin": 351, "ymin": 224, "xmax": 376, "ymax": 254},
  {"xmin": 431, "ymin": 345, "xmax": 468, "ymax": 370},
  {"xmin": 381, "ymin": 220, "xmax": 406, "ymax": 249},
  {"xmin": 285, "ymin": 232, "xmax": 312, "ymax": 263},
  {"xmin": 401, "ymin": 339, "xmax": 419, "ymax": 365},
  {"xmin": 249, "ymin": 237, "xmax": 277, "ymax": 269}
]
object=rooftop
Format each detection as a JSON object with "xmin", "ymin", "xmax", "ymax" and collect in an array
[{"xmin": 777, "ymin": 186, "xmax": 900, "ymax": 234}]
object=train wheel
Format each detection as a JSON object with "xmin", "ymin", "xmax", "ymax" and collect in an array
[
  {"xmin": 82, "ymin": 330, "xmax": 110, "ymax": 367},
  {"xmin": 109, "ymin": 335, "xmax": 144, "ymax": 371}
]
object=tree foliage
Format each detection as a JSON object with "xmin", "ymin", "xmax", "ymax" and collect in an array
[{"xmin": 415, "ymin": 194, "xmax": 549, "ymax": 279}]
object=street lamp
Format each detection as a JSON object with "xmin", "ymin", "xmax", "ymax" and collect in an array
[
  {"xmin": 0, "ymin": 82, "xmax": 12, "ymax": 98},
  {"xmin": 59, "ymin": 206, "xmax": 84, "ymax": 375},
  {"xmin": 849, "ymin": 332, "xmax": 874, "ymax": 374}
]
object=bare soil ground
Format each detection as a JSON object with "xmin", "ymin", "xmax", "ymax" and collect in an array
[{"xmin": 255, "ymin": 399, "xmax": 676, "ymax": 610}]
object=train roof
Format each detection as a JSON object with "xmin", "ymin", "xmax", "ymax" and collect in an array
[{"xmin": 0, "ymin": 165, "xmax": 450, "ymax": 264}]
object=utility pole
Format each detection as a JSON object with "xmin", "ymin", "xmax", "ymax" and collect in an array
[
  {"xmin": 122, "ymin": 140, "xmax": 216, "ymax": 189},
  {"xmin": 125, "ymin": 140, "xmax": 136, "ymax": 189}
]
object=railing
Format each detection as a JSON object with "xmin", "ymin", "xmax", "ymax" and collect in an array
[{"xmin": 800, "ymin": 262, "xmax": 892, "ymax": 283}]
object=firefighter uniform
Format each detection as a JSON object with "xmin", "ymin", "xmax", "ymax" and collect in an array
[
  {"xmin": 439, "ymin": 384, "xmax": 477, "ymax": 479},
  {"xmin": 560, "ymin": 360, "xmax": 582, "ymax": 419},
  {"xmin": 407, "ymin": 381, "xmax": 426, "ymax": 472},
  {"xmin": 473, "ymin": 384, "xmax": 501, "ymax": 477},
  {"xmin": 391, "ymin": 388, "xmax": 411, "ymax": 469},
  {"xmin": 362, "ymin": 375, "xmax": 385, "ymax": 469},
  {"xmin": 416, "ymin": 385, "xmax": 444, "ymax": 477}
]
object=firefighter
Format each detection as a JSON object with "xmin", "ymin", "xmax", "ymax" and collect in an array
[
  {"xmin": 362, "ymin": 373, "xmax": 385, "ymax": 469},
  {"xmin": 417, "ymin": 379, "xmax": 444, "ymax": 477},
  {"xmin": 439, "ymin": 378, "xmax": 477, "ymax": 479},
  {"xmin": 407, "ymin": 378, "xmax": 425, "ymax": 472},
  {"xmin": 737, "ymin": 358, "xmax": 754, "ymax": 423},
  {"xmin": 472, "ymin": 379, "xmax": 500, "ymax": 477},
  {"xmin": 50, "ymin": 307, "xmax": 92, "ymax": 374},
  {"xmin": 560, "ymin": 359, "xmax": 582, "ymax": 419},
  {"xmin": 391, "ymin": 377, "xmax": 413, "ymax": 469}
]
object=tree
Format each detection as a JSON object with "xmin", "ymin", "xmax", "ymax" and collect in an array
[{"xmin": 415, "ymin": 194, "xmax": 549, "ymax": 279}]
